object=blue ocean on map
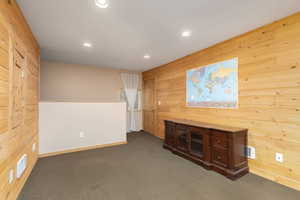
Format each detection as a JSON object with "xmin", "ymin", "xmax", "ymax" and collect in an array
[{"xmin": 186, "ymin": 58, "xmax": 238, "ymax": 108}]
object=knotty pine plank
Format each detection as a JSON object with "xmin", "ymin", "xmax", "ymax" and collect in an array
[{"xmin": 143, "ymin": 12, "xmax": 300, "ymax": 190}]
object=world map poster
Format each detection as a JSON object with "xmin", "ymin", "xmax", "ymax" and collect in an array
[{"xmin": 186, "ymin": 58, "xmax": 238, "ymax": 108}]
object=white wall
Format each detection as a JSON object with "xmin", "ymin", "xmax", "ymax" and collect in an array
[{"xmin": 39, "ymin": 102, "xmax": 127, "ymax": 154}]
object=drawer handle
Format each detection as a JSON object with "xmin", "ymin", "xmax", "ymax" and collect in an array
[
  {"xmin": 216, "ymin": 139, "xmax": 221, "ymax": 144},
  {"xmin": 217, "ymin": 156, "xmax": 221, "ymax": 160}
]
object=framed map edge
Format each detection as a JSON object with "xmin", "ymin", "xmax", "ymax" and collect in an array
[{"xmin": 185, "ymin": 57, "xmax": 239, "ymax": 109}]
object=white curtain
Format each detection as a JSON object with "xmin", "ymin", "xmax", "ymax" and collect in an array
[{"xmin": 121, "ymin": 73, "xmax": 140, "ymax": 132}]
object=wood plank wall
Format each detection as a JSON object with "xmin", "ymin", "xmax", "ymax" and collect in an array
[
  {"xmin": 142, "ymin": 12, "xmax": 300, "ymax": 191},
  {"xmin": 0, "ymin": 0, "xmax": 40, "ymax": 199}
]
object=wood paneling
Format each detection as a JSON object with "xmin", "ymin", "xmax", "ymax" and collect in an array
[
  {"xmin": 0, "ymin": 0, "xmax": 40, "ymax": 199},
  {"xmin": 143, "ymin": 12, "xmax": 300, "ymax": 191}
]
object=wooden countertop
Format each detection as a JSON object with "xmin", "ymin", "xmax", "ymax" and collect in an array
[{"xmin": 167, "ymin": 119, "xmax": 247, "ymax": 132}]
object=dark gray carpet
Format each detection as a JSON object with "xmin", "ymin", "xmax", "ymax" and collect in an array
[{"xmin": 18, "ymin": 132, "xmax": 300, "ymax": 200}]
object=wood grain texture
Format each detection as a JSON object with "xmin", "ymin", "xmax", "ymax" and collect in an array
[
  {"xmin": 0, "ymin": 0, "xmax": 39, "ymax": 58},
  {"xmin": 0, "ymin": 0, "xmax": 40, "ymax": 199},
  {"xmin": 143, "ymin": 12, "xmax": 300, "ymax": 191},
  {"xmin": 142, "ymin": 78, "xmax": 156, "ymax": 135},
  {"xmin": 164, "ymin": 120, "xmax": 249, "ymax": 180}
]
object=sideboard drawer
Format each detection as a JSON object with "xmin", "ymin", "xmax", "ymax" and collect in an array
[
  {"xmin": 212, "ymin": 131, "xmax": 228, "ymax": 149},
  {"xmin": 212, "ymin": 148, "xmax": 228, "ymax": 167},
  {"xmin": 190, "ymin": 126, "xmax": 209, "ymax": 134}
]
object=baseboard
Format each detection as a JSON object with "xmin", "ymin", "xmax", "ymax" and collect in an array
[
  {"xmin": 250, "ymin": 167, "xmax": 300, "ymax": 191},
  {"xmin": 39, "ymin": 141, "xmax": 127, "ymax": 158}
]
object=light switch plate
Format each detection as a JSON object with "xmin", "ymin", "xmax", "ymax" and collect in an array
[
  {"xmin": 79, "ymin": 131, "xmax": 85, "ymax": 138},
  {"xmin": 8, "ymin": 169, "xmax": 14, "ymax": 184},
  {"xmin": 32, "ymin": 143, "xmax": 36, "ymax": 152}
]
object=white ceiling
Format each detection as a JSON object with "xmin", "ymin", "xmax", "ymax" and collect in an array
[{"xmin": 17, "ymin": 0, "xmax": 300, "ymax": 71}]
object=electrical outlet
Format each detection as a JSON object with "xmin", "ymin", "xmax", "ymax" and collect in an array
[
  {"xmin": 79, "ymin": 131, "xmax": 85, "ymax": 138},
  {"xmin": 246, "ymin": 146, "xmax": 256, "ymax": 159},
  {"xmin": 275, "ymin": 152, "xmax": 284, "ymax": 163},
  {"xmin": 8, "ymin": 169, "xmax": 14, "ymax": 184},
  {"xmin": 32, "ymin": 143, "xmax": 36, "ymax": 152}
]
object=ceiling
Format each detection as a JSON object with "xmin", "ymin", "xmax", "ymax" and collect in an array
[{"xmin": 17, "ymin": 0, "xmax": 300, "ymax": 71}]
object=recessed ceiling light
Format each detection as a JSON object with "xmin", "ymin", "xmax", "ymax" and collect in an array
[
  {"xmin": 144, "ymin": 54, "xmax": 151, "ymax": 59},
  {"xmin": 95, "ymin": 0, "xmax": 109, "ymax": 8},
  {"xmin": 83, "ymin": 42, "xmax": 92, "ymax": 47},
  {"xmin": 182, "ymin": 30, "xmax": 192, "ymax": 37}
]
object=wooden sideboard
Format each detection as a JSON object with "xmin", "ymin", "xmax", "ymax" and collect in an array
[{"xmin": 163, "ymin": 119, "xmax": 249, "ymax": 180}]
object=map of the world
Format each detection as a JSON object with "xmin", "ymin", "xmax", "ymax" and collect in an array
[{"xmin": 186, "ymin": 58, "xmax": 238, "ymax": 108}]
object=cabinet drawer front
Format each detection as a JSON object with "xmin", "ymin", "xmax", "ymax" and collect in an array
[
  {"xmin": 176, "ymin": 124, "xmax": 188, "ymax": 137},
  {"xmin": 190, "ymin": 126, "xmax": 208, "ymax": 134},
  {"xmin": 212, "ymin": 148, "xmax": 228, "ymax": 167},
  {"xmin": 176, "ymin": 124, "xmax": 187, "ymax": 131},
  {"xmin": 212, "ymin": 131, "xmax": 228, "ymax": 149}
]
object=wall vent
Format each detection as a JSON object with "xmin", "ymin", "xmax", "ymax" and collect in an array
[
  {"xmin": 245, "ymin": 146, "xmax": 256, "ymax": 159},
  {"xmin": 16, "ymin": 154, "xmax": 27, "ymax": 179}
]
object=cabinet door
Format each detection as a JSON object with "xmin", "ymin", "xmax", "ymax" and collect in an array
[
  {"xmin": 175, "ymin": 124, "xmax": 189, "ymax": 152},
  {"xmin": 165, "ymin": 121, "xmax": 174, "ymax": 146},
  {"xmin": 24, "ymin": 57, "xmax": 38, "ymax": 105},
  {"xmin": 189, "ymin": 127, "xmax": 205, "ymax": 158},
  {"xmin": 23, "ymin": 56, "xmax": 38, "ymax": 138},
  {"xmin": 12, "ymin": 48, "xmax": 25, "ymax": 129}
]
